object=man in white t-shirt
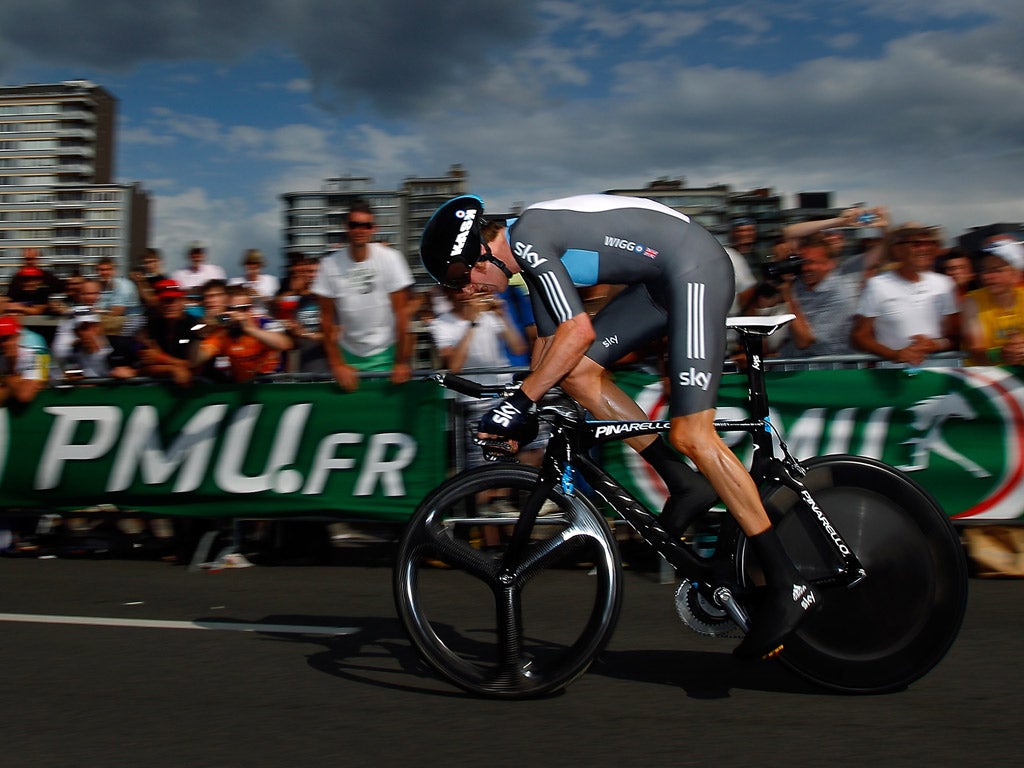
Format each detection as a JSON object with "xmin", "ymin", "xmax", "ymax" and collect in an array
[
  {"xmin": 851, "ymin": 225, "xmax": 958, "ymax": 365},
  {"xmin": 172, "ymin": 245, "xmax": 226, "ymax": 293},
  {"xmin": 313, "ymin": 200, "xmax": 414, "ymax": 391}
]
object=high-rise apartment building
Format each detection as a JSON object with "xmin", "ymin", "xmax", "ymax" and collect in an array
[
  {"xmin": 401, "ymin": 164, "xmax": 467, "ymax": 268},
  {"xmin": 0, "ymin": 80, "xmax": 149, "ymax": 285},
  {"xmin": 281, "ymin": 175, "xmax": 405, "ymax": 259},
  {"xmin": 281, "ymin": 165, "xmax": 467, "ymax": 280}
]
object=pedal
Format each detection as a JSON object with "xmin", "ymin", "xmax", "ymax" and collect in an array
[{"xmin": 712, "ymin": 586, "xmax": 751, "ymax": 634}]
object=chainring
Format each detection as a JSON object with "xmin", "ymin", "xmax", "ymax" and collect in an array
[{"xmin": 674, "ymin": 581, "xmax": 742, "ymax": 638}]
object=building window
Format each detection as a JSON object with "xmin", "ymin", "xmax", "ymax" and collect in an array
[{"xmin": 84, "ymin": 227, "xmax": 117, "ymax": 239}]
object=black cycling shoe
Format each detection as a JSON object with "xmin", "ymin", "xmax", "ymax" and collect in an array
[
  {"xmin": 733, "ymin": 580, "xmax": 820, "ymax": 660},
  {"xmin": 658, "ymin": 490, "xmax": 720, "ymax": 539}
]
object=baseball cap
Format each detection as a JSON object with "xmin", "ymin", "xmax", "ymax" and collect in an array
[
  {"xmin": 155, "ymin": 279, "xmax": 186, "ymax": 299},
  {"xmin": 0, "ymin": 315, "xmax": 21, "ymax": 336}
]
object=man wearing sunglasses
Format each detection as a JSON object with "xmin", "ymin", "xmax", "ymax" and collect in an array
[
  {"xmin": 420, "ymin": 194, "xmax": 819, "ymax": 660},
  {"xmin": 313, "ymin": 199, "xmax": 414, "ymax": 391}
]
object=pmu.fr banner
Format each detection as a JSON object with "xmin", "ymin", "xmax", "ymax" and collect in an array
[
  {"xmin": 605, "ymin": 366, "xmax": 1024, "ymax": 521},
  {"xmin": 0, "ymin": 380, "xmax": 448, "ymax": 520}
]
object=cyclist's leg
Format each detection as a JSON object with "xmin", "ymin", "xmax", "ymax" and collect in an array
[
  {"xmin": 560, "ymin": 285, "xmax": 716, "ymax": 510},
  {"xmin": 661, "ymin": 225, "xmax": 818, "ymax": 659},
  {"xmin": 668, "ymin": 410, "xmax": 769, "ymax": 535},
  {"xmin": 658, "ymin": 227, "xmax": 766, "ymax": 530}
]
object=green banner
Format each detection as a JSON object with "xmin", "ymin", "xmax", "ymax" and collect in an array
[
  {"xmin": 5, "ymin": 366, "xmax": 1024, "ymax": 521},
  {"xmin": 0, "ymin": 380, "xmax": 448, "ymax": 521},
  {"xmin": 603, "ymin": 366, "xmax": 1024, "ymax": 521}
]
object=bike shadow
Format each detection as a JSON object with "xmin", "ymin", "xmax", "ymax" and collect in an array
[
  {"xmin": 590, "ymin": 648, "xmax": 821, "ymax": 699},
  {"xmin": 211, "ymin": 613, "xmax": 830, "ymax": 700},
  {"xmin": 208, "ymin": 613, "xmax": 472, "ymax": 698}
]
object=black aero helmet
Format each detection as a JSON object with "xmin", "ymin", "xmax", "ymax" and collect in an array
[{"xmin": 420, "ymin": 195, "xmax": 487, "ymax": 289}]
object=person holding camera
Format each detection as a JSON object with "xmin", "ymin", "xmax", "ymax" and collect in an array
[
  {"xmin": 774, "ymin": 233, "xmax": 861, "ymax": 358},
  {"xmin": 192, "ymin": 284, "xmax": 293, "ymax": 383},
  {"xmin": 783, "ymin": 205, "xmax": 889, "ymax": 283},
  {"xmin": 429, "ymin": 287, "xmax": 528, "ymax": 471}
]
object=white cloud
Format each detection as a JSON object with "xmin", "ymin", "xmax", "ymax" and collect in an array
[
  {"xmin": 823, "ymin": 33, "xmax": 861, "ymax": 51},
  {"xmin": 151, "ymin": 187, "xmax": 282, "ymax": 276},
  {"xmin": 119, "ymin": 125, "xmax": 177, "ymax": 147},
  {"xmin": 1, "ymin": 0, "xmax": 1021, "ymax": 253},
  {"xmin": 285, "ymin": 78, "xmax": 311, "ymax": 93}
]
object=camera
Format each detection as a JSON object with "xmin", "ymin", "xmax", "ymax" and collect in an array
[
  {"xmin": 858, "ymin": 212, "xmax": 878, "ymax": 225},
  {"xmin": 216, "ymin": 314, "xmax": 243, "ymax": 338},
  {"xmin": 760, "ymin": 254, "xmax": 806, "ymax": 284}
]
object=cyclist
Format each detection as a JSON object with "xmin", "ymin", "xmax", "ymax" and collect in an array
[{"xmin": 420, "ymin": 194, "xmax": 818, "ymax": 659}]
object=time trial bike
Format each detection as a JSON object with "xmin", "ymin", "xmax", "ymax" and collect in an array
[{"xmin": 393, "ymin": 315, "xmax": 968, "ymax": 698}]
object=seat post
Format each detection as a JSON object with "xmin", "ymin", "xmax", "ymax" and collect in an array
[{"xmin": 739, "ymin": 330, "xmax": 770, "ymax": 421}]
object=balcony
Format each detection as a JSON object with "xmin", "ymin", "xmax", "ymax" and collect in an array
[
  {"xmin": 59, "ymin": 110, "xmax": 97, "ymax": 123},
  {"xmin": 58, "ymin": 127, "xmax": 96, "ymax": 141},
  {"xmin": 56, "ymin": 145, "xmax": 95, "ymax": 158}
]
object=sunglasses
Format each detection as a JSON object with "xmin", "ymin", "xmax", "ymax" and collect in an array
[
  {"xmin": 228, "ymin": 304, "xmax": 252, "ymax": 311},
  {"xmin": 441, "ymin": 261, "xmax": 472, "ymax": 290},
  {"xmin": 441, "ymin": 243, "xmax": 513, "ymax": 290},
  {"xmin": 349, "ymin": 221, "xmax": 375, "ymax": 230}
]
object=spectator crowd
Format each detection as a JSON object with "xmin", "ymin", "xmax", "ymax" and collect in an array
[
  {"xmin": 3, "ymin": 200, "xmax": 1024, "ymax": 414},
  {"xmin": 4, "ymin": 201, "xmax": 1023, "ymax": 415}
]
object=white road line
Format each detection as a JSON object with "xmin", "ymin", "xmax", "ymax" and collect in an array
[{"xmin": 0, "ymin": 612, "xmax": 359, "ymax": 636}]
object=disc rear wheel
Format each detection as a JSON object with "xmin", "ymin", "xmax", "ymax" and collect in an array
[{"xmin": 749, "ymin": 455, "xmax": 968, "ymax": 693}]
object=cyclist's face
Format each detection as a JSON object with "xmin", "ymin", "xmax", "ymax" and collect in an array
[{"xmin": 463, "ymin": 242, "xmax": 510, "ymax": 295}]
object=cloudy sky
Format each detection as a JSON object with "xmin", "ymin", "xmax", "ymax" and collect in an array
[{"xmin": 1, "ymin": 0, "xmax": 1022, "ymax": 275}]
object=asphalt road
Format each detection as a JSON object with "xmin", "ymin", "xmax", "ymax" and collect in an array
[{"xmin": 0, "ymin": 555, "xmax": 1020, "ymax": 768}]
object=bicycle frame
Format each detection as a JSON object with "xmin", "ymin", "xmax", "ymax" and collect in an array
[{"xmin": 492, "ymin": 321, "xmax": 867, "ymax": 598}]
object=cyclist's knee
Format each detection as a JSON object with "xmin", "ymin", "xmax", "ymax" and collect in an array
[
  {"xmin": 668, "ymin": 410, "xmax": 718, "ymax": 458},
  {"xmin": 561, "ymin": 358, "xmax": 604, "ymax": 401}
]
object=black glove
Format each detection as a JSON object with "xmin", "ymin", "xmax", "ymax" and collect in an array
[{"xmin": 477, "ymin": 390, "xmax": 539, "ymax": 446}]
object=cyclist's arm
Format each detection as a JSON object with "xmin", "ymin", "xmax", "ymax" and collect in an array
[{"xmin": 519, "ymin": 311, "xmax": 595, "ymax": 402}]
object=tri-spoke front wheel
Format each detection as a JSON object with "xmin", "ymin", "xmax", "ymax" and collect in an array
[{"xmin": 394, "ymin": 465, "xmax": 622, "ymax": 698}]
